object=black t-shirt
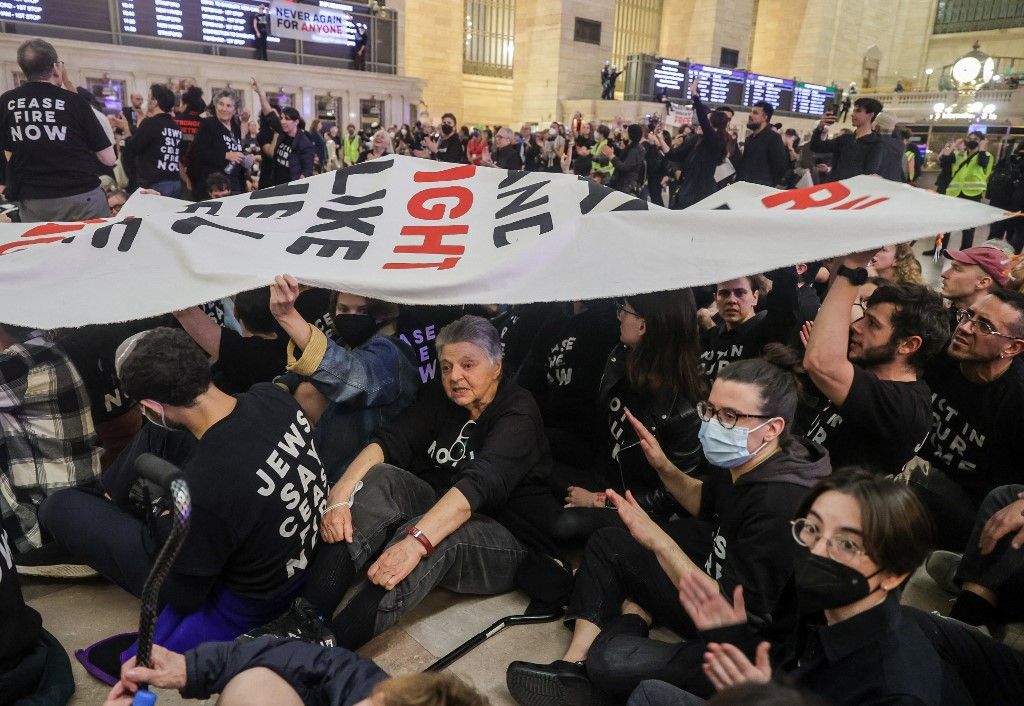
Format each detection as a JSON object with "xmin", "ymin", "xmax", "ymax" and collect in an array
[
  {"xmin": 133, "ymin": 112, "xmax": 182, "ymax": 186},
  {"xmin": 395, "ymin": 305, "xmax": 491, "ymax": 390},
  {"xmin": 213, "ymin": 330, "xmax": 288, "ymax": 394},
  {"xmin": 491, "ymin": 303, "xmax": 567, "ymax": 380},
  {"xmin": 922, "ymin": 353, "xmax": 1024, "ymax": 504},
  {"xmin": 805, "ymin": 366, "xmax": 932, "ymax": 474},
  {"xmin": 1, "ymin": 528, "xmax": 42, "ymax": 667},
  {"xmin": 0, "ymin": 81, "xmax": 110, "ymax": 199},
  {"xmin": 172, "ymin": 384, "xmax": 327, "ymax": 598},
  {"xmin": 194, "ymin": 116, "xmax": 242, "ymax": 190},
  {"xmin": 253, "ymin": 12, "xmax": 270, "ymax": 36}
]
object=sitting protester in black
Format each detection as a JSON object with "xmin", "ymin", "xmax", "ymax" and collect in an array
[
  {"xmin": 629, "ymin": 471, "xmax": 969, "ymax": 706},
  {"xmin": 40, "ymin": 328, "xmax": 327, "ymax": 663},
  {"xmin": 517, "ymin": 300, "xmax": 622, "ymax": 481},
  {"xmin": 490, "ymin": 302, "xmax": 568, "ymax": 382},
  {"xmin": 507, "ymin": 346, "xmax": 830, "ymax": 706},
  {"xmin": 0, "ymin": 526, "xmax": 74, "ymax": 704},
  {"xmin": 700, "ymin": 267, "xmax": 799, "ymax": 383},
  {"xmin": 553, "ymin": 290, "xmax": 706, "ymax": 542},
  {"xmin": 279, "ymin": 316, "xmax": 556, "ymax": 651},
  {"xmin": 803, "ymin": 256, "xmax": 948, "ymax": 475}
]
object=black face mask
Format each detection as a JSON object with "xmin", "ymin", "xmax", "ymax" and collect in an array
[
  {"xmin": 333, "ymin": 314, "xmax": 379, "ymax": 348},
  {"xmin": 793, "ymin": 548, "xmax": 882, "ymax": 614},
  {"xmin": 441, "ymin": 123, "xmax": 454, "ymax": 136}
]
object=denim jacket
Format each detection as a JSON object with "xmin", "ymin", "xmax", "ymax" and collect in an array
[{"xmin": 280, "ymin": 325, "xmax": 419, "ymax": 482}]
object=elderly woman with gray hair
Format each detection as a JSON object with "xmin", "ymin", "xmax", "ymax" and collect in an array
[{"xmin": 266, "ymin": 315, "xmax": 554, "ymax": 649}]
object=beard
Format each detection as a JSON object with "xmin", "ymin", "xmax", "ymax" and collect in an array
[{"xmin": 849, "ymin": 337, "xmax": 899, "ymax": 368}]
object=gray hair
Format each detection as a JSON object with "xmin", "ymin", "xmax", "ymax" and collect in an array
[
  {"xmin": 437, "ymin": 315, "xmax": 503, "ymax": 363},
  {"xmin": 496, "ymin": 127, "xmax": 515, "ymax": 141},
  {"xmin": 212, "ymin": 90, "xmax": 238, "ymax": 110}
]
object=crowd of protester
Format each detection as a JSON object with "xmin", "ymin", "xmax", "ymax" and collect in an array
[{"xmin": 4, "ymin": 37, "xmax": 1024, "ymax": 706}]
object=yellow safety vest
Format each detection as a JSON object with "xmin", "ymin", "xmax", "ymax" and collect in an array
[
  {"xmin": 342, "ymin": 134, "xmax": 361, "ymax": 164},
  {"xmin": 946, "ymin": 151, "xmax": 989, "ymax": 198},
  {"xmin": 591, "ymin": 139, "xmax": 614, "ymax": 176}
]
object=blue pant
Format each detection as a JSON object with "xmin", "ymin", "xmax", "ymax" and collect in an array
[{"xmin": 148, "ymin": 179, "xmax": 182, "ymax": 198}]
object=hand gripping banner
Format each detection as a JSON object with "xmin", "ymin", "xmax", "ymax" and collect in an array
[{"xmin": 0, "ymin": 155, "xmax": 1010, "ymax": 329}]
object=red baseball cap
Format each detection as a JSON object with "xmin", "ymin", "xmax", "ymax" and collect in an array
[{"xmin": 943, "ymin": 247, "xmax": 1011, "ymax": 287}]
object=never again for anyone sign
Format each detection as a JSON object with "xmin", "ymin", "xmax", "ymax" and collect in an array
[
  {"xmin": 270, "ymin": 0, "xmax": 358, "ymax": 45},
  {"xmin": 0, "ymin": 155, "xmax": 1009, "ymax": 329}
]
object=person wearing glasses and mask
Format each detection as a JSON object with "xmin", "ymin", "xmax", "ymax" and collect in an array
[
  {"xmin": 552, "ymin": 290, "xmax": 706, "ymax": 543},
  {"xmin": 507, "ymin": 345, "xmax": 830, "ymax": 706},
  {"xmin": 903, "ymin": 289, "xmax": 1024, "ymax": 557},
  {"xmin": 268, "ymin": 316, "xmax": 553, "ymax": 651},
  {"xmin": 626, "ymin": 471, "xmax": 968, "ymax": 706}
]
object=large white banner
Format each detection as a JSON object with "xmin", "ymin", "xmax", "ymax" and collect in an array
[
  {"xmin": 270, "ymin": 0, "xmax": 357, "ymax": 45},
  {"xmin": 0, "ymin": 155, "xmax": 1010, "ymax": 329}
]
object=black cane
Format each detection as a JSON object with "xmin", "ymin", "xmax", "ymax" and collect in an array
[
  {"xmin": 424, "ymin": 610, "xmax": 563, "ymax": 673},
  {"xmin": 131, "ymin": 454, "xmax": 192, "ymax": 706}
]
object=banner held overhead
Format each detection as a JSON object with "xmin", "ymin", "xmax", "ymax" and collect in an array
[{"xmin": 0, "ymin": 155, "xmax": 1010, "ymax": 329}]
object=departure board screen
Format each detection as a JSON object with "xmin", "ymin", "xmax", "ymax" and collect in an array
[
  {"xmin": 651, "ymin": 57, "xmax": 687, "ymax": 101},
  {"xmin": 0, "ymin": 0, "xmax": 111, "ymax": 31},
  {"xmin": 792, "ymin": 82, "xmax": 837, "ymax": 116},
  {"xmin": 687, "ymin": 64, "xmax": 746, "ymax": 106},
  {"xmin": 743, "ymin": 73, "xmax": 794, "ymax": 112},
  {"xmin": 117, "ymin": 0, "xmax": 292, "ymax": 48}
]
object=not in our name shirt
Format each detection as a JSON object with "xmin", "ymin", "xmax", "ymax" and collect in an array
[
  {"xmin": 0, "ymin": 81, "xmax": 111, "ymax": 199},
  {"xmin": 922, "ymin": 353, "xmax": 1024, "ymax": 504},
  {"xmin": 172, "ymin": 384, "xmax": 328, "ymax": 598},
  {"xmin": 132, "ymin": 112, "xmax": 182, "ymax": 186},
  {"xmin": 805, "ymin": 365, "xmax": 932, "ymax": 475}
]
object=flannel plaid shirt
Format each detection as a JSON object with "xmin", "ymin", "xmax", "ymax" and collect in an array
[{"xmin": 1, "ymin": 331, "xmax": 102, "ymax": 552}]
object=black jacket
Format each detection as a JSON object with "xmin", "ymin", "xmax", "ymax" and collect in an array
[
  {"xmin": 874, "ymin": 134, "xmax": 907, "ymax": 183},
  {"xmin": 670, "ymin": 95, "xmax": 724, "ymax": 208},
  {"xmin": 494, "ymin": 143, "xmax": 524, "ymax": 171},
  {"xmin": 435, "ymin": 133, "xmax": 467, "ymax": 164},
  {"xmin": 698, "ymin": 435, "xmax": 831, "ymax": 636},
  {"xmin": 182, "ymin": 636, "xmax": 385, "ymax": 705},
  {"xmin": 809, "ymin": 129, "xmax": 882, "ymax": 181},
  {"xmin": 610, "ymin": 143, "xmax": 645, "ymax": 195},
  {"xmin": 735, "ymin": 127, "xmax": 788, "ymax": 187},
  {"xmin": 597, "ymin": 344, "xmax": 703, "ymax": 516}
]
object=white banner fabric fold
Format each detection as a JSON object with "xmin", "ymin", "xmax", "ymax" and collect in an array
[{"xmin": 0, "ymin": 155, "xmax": 1008, "ymax": 329}]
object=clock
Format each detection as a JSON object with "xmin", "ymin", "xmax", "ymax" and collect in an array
[{"xmin": 952, "ymin": 56, "xmax": 981, "ymax": 84}]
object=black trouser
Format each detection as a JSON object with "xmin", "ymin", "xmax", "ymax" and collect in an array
[
  {"xmin": 990, "ymin": 215, "xmax": 1024, "ymax": 254},
  {"xmin": 908, "ymin": 607, "xmax": 1024, "ymax": 704},
  {"xmin": 940, "ymin": 192, "xmax": 984, "ymax": 250},
  {"xmin": 956, "ymin": 484, "xmax": 1024, "ymax": 621},
  {"xmin": 647, "ymin": 174, "xmax": 664, "ymax": 207},
  {"xmin": 255, "ymin": 35, "xmax": 268, "ymax": 60},
  {"xmin": 907, "ymin": 467, "xmax": 978, "ymax": 551}
]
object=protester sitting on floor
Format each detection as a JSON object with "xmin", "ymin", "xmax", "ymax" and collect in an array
[
  {"xmin": 867, "ymin": 243, "xmax": 924, "ymax": 285},
  {"xmin": 1, "ymin": 323, "xmax": 102, "ymax": 573},
  {"xmin": 506, "ymin": 345, "xmax": 831, "ymax": 706},
  {"xmin": 174, "ymin": 286, "xmax": 330, "ymax": 395},
  {"xmin": 699, "ymin": 267, "xmax": 799, "ymax": 382},
  {"xmin": 909, "ymin": 290, "xmax": 1024, "ymax": 550},
  {"xmin": 622, "ymin": 470, "xmax": 968, "ymax": 706},
  {"xmin": 553, "ymin": 290, "xmax": 706, "ymax": 542},
  {"xmin": 0, "ymin": 525, "xmax": 75, "ymax": 705},
  {"xmin": 803, "ymin": 253, "xmax": 948, "ymax": 474},
  {"xmin": 39, "ymin": 328, "xmax": 327, "ymax": 667},
  {"xmin": 102, "ymin": 638, "xmax": 485, "ymax": 706},
  {"xmin": 271, "ymin": 316, "xmax": 557, "ymax": 651},
  {"xmin": 269, "ymin": 274, "xmax": 420, "ymax": 482},
  {"xmin": 517, "ymin": 299, "xmax": 621, "ymax": 487}
]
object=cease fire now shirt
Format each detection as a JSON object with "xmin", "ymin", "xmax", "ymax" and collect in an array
[
  {"xmin": 132, "ymin": 112, "xmax": 182, "ymax": 186},
  {"xmin": 0, "ymin": 81, "xmax": 110, "ymax": 199},
  {"xmin": 805, "ymin": 365, "xmax": 932, "ymax": 475},
  {"xmin": 172, "ymin": 384, "xmax": 328, "ymax": 598}
]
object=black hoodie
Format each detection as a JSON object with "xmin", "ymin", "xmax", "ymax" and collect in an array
[{"xmin": 698, "ymin": 435, "xmax": 831, "ymax": 637}]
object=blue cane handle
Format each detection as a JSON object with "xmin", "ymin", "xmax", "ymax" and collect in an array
[{"xmin": 132, "ymin": 688, "xmax": 157, "ymax": 706}]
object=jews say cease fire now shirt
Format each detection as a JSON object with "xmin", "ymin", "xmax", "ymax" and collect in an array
[
  {"xmin": 172, "ymin": 384, "xmax": 328, "ymax": 598},
  {"xmin": 132, "ymin": 112, "xmax": 182, "ymax": 187},
  {"xmin": 0, "ymin": 81, "xmax": 111, "ymax": 199}
]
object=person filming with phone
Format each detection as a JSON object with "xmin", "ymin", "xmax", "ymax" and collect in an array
[{"xmin": 809, "ymin": 98, "xmax": 884, "ymax": 181}]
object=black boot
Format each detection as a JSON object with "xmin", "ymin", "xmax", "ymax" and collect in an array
[{"xmin": 506, "ymin": 659, "xmax": 612, "ymax": 706}]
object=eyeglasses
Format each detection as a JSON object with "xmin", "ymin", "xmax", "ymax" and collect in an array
[
  {"xmin": 435, "ymin": 419, "xmax": 476, "ymax": 465},
  {"xmin": 791, "ymin": 518, "xmax": 866, "ymax": 564},
  {"xmin": 696, "ymin": 400, "xmax": 772, "ymax": 430},
  {"xmin": 716, "ymin": 288, "xmax": 751, "ymax": 299},
  {"xmin": 616, "ymin": 302, "xmax": 644, "ymax": 320},
  {"xmin": 954, "ymin": 308, "xmax": 1024, "ymax": 341}
]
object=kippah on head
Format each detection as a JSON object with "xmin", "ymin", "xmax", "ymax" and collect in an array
[{"xmin": 114, "ymin": 330, "xmax": 155, "ymax": 381}]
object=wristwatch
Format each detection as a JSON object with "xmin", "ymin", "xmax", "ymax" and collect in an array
[{"xmin": 837, "ymin": 265, "xmax": 868, "ymax": 286}]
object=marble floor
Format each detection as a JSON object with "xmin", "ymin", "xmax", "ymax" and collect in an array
[{"xmin": 28, "ymin": 223, "xmax": 1013, "ymax": 706}]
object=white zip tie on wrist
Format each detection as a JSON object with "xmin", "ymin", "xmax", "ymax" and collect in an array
[{"xmin": 321, "ymin": 480, "xmax": 363, "ymax": 516}]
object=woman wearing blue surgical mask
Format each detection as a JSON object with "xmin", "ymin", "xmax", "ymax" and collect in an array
[{"xmin": 507, "ymin": 344, "xmax": 832, "ymax": 706}]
